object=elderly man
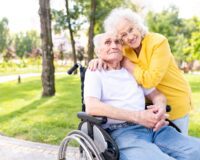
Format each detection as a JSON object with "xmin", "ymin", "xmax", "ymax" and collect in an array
[{"xmin": 84, "ymin": 32, "xmax": 200, "ymax": 160}]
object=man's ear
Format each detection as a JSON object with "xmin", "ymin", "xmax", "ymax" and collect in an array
[{"xmin": 95, "ymin": 48, "xmax": 100, "ymax": 58}]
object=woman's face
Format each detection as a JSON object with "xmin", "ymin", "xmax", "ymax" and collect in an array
[{"xmin": 116, "ymin": 19, "xmax": 142, "ymax": 49}]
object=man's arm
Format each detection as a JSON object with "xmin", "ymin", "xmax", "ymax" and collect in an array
[{"xmin": 85, "ymin": 97, "xmax": 165, "ymax": 129}]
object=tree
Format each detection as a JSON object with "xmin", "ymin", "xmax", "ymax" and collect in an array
[
  {"xmin": 65, "ymin": 0, "xmax": 77, "ymax": 65},
  {"xmin": 52, "ymin": 0, "xmax": 139, "ymax": 63},
  {"xmin": 146, "ymin": 6, "xmax": 183, "ymax": 52},
  {"xmin": 186, "ymin": 30, "xmax": 200, "ymax": 61},
  {"xmin": 78, "ymin": 0, "xmax": 139, "ymax": 62},
  {"xmin": 0, "ymin": 18, "xmax": 9, "ymax": 54},
  {"xmin": 14, "ymin": 30, "xmax": 40, "ymax": 58},
  {"xmin": 39, "ymin": 0, "xmax": 55, "ymax": 97},
  {"xmin": 87, "ymin": 0, "xmax": 96, "ymax": 62},
  {"xmin": 52, "ymin": 1, "xmax": 84, "ymax": 66},
  {"xmin": 146, "ymin": 7, "xmax": 200, "ymax": 63}
]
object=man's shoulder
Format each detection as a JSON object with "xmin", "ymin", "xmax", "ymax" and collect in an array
[
  {"xmin": 85, "ymin": 69, "xmax": 103, "ymax": 80},
  {"xmin": 86, "ymin": 69, "xmax": 102, "ymax": 75}
]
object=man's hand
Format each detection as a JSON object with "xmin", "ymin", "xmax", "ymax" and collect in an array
[
  {"xmin": 136, "ymin": 107, "xmax": 169, "ymax": 130},
  {"xmin": 146, "ymin": 104, "xmax": 169, "ymax": 131},
  {"xmin": 145, "ymin": 89, "xmax": 168, "ymax": 131},
  {"xmin": 88, "ymin": 58, "xmax": 108, "ymax": 71}
]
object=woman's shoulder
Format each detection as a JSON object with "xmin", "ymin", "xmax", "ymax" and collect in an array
[{"xmin": 144, "ymin": 32, "xmax": 167, "ymax": 44}]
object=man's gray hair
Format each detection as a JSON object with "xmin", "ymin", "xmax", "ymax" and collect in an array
[
  {"xmin": 93, "ymin": 33, "xmax": 104, "ymax": 49},
  {"xmin": 93, "ymin": 33, "xmax": 106, "ymax": 55},
  {"xmin": 104, "ymin": 8, "xmax": 148, "ymax": 37}
]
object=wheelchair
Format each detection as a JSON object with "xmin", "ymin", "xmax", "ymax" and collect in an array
[{"xmin": 57, "ymin": 63, "xmax": 181, "ymax": 160}]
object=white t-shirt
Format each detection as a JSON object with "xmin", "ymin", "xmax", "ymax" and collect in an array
[{"xmin": 84, "ymin": 68, "xmax": 155, "ymax": 125}]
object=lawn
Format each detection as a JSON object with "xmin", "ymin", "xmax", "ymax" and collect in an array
[
  {"xmin": 0, "ymin": 73, "xmax": 199, "ymax": 145},
  {"xmin": 0, "ymin": 74, "xmax": 81, "ymax": 145}
]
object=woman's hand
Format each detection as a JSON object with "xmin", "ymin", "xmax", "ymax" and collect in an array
[
  {"xmin": 121, "ymin": 57, "xmax": 134, "ymax": 74},
  {"xmin": 88, "ymin": 58, "xmax": 108, "ymax": 71}
]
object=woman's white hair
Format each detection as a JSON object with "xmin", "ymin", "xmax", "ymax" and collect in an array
[{"xmin": 104, "ymin": 8, "xmax": 148, "ymax": 37}]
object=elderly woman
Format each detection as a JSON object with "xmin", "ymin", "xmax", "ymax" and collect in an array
[{"xmin": 89, "ymin": 8, "xmax": 192, "ymax": 135}]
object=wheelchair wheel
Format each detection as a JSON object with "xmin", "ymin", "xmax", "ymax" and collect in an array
[{"xmin": 58, "ymin": 130, "xmax": 103, "ymax": 160}]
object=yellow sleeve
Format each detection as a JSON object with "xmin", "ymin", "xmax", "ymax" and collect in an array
[{"xmin": 133, "ymin": 39, "xmax": 171, "ymax": 88}]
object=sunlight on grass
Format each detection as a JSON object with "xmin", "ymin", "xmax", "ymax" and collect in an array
[{"xmin": 0, "ymin": 74, "xmax": 81, "ymax": 144}]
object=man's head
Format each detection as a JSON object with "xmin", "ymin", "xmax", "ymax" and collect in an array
[{"xmin": 93, "ymin": 32, "xmax": 123, "ymax": 64}]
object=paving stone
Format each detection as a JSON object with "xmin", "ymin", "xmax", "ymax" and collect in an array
[{"xmin": 0, "ymin": 135, "xmax": 81, "ymax": 160}]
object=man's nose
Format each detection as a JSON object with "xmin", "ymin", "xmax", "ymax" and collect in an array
[{"xmin": 111, "ymin": 42, "xmax": 117, "ymax": 48}]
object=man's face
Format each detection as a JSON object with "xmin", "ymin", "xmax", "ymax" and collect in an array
[
  {"xmin": 116, "ymin": 19, "xmax": 142, "ymax": 49},
  {"xmin": 97, "ymin": 33, "xmax": 123, "ymax": 63}
]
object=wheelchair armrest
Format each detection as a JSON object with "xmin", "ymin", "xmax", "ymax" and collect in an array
[
  {"xmin": 77, "ymin": 112, "xmax": 107, "ymax": 125},
  {"xmin": 166, "ymin": 105, "xmax": 171, "ymax": 112}
]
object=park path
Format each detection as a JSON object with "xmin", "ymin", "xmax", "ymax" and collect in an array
[
  {"xmin": 0, "ymin": 134, "xmax": 80, "ymax": 160},
  {"xmin": 0, "ymin": 72, "xmax": 66, "ymax": 83}
]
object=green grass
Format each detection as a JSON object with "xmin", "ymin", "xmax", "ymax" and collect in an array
[
  {"xmin": 0, "ymin": 73, "xmax": 199, "ymax": 145},
  {"xmin": 0, "ymin": 75, "xmax": 81, "ymax": 145},
  {"xmin": 184, "ymin": 74, "xmax": 200, "ymax": 137}
]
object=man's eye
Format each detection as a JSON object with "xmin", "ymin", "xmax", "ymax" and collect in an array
[
  {"xmin": 115, "ymin": 40, "xmax": 120, "ymax": 44},
  {"xmin": 105, "ymin": 41, "xmax": 111, "ymax": 45}
]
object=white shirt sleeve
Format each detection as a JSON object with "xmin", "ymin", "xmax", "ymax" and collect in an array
[
  {"xmin": 142, "ymin": 87, "xmax": 155, "ymax": 96},
  {"xmin": 84, "ymin": 69, "xmax": 102, "ymax": 100}
]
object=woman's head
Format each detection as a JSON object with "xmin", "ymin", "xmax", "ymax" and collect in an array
[{"xmin": 104, "ymin": 8, "xmax": 148, "ymax": 49}]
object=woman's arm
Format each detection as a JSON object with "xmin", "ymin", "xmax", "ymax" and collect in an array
[{"xmin": 123, "ymin": 39, "xmax": 172, "ymax": 88}]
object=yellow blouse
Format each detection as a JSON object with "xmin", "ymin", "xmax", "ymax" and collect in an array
[{"xmin": 123, "ymin": 32, "xmax": 192, "ymax": 120}]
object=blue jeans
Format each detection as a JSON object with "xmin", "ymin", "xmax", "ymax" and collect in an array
[
  {"xmin": 172, "ymin": 114, "xmax": 189, "ymax": 135},
  {"xmin": 106, "ymin": 123, "xmax": 200, "ymax": 160}
]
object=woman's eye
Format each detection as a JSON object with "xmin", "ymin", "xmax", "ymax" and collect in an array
[
  {"xmin": 128, "ymin": 28, "xmax": 133, "ymax": 33},
  {"xmin": 121, "ymin": 33, "xmax": 127, "ymax": 39}
]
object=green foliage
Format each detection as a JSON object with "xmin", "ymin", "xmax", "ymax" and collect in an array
[
  {"xmin": 0, "ymin": 18, "xmax": 10, "ymax": 53},
  {"xmin": 146, "ymin": 6, "xmax": 182, "ymax": 52},
  {"xmin": 173, "ymin": 34, "xmax": 189, "ymax": 64},
  {"xmin": 185, "ymin": 23, "xmax": 200, "ymax": 61},
  {"xmin": 52, "ymin": 0, "xmax": 139, "ymax": 36},
  {"xmin": 51, "ymin": 1, "xmax": 84, "ymax": 35},
  {"xmin": 79, "ymin": 0, "xmax": 139, "ymax": 34},
  {"xmin": 146, "ymin": 6, "xmax": 200, "ymax": 62},
  {"xmin": 14, "ymin": 30, "xmax": 40, "ymax": 58}
]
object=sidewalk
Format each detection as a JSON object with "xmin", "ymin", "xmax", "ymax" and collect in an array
[
  {"xmin": 0, "ymin": 72, "xmax": 66, "ymax": 83},
  {"xmin": 0, "ymin": 134, "xmax": 79, "ymax": 160}
]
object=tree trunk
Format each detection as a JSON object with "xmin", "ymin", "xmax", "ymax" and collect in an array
[
  {"xmin": 39, "ymin": 0, "xmax": 55, "ymax": 97},
  {"xmin": 65, "ymin": 0, "xmax": 77, "ymax": 65},
  {"xmin": 87, "ymin": 0, "xmax": 96, "ymax": 63}
]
